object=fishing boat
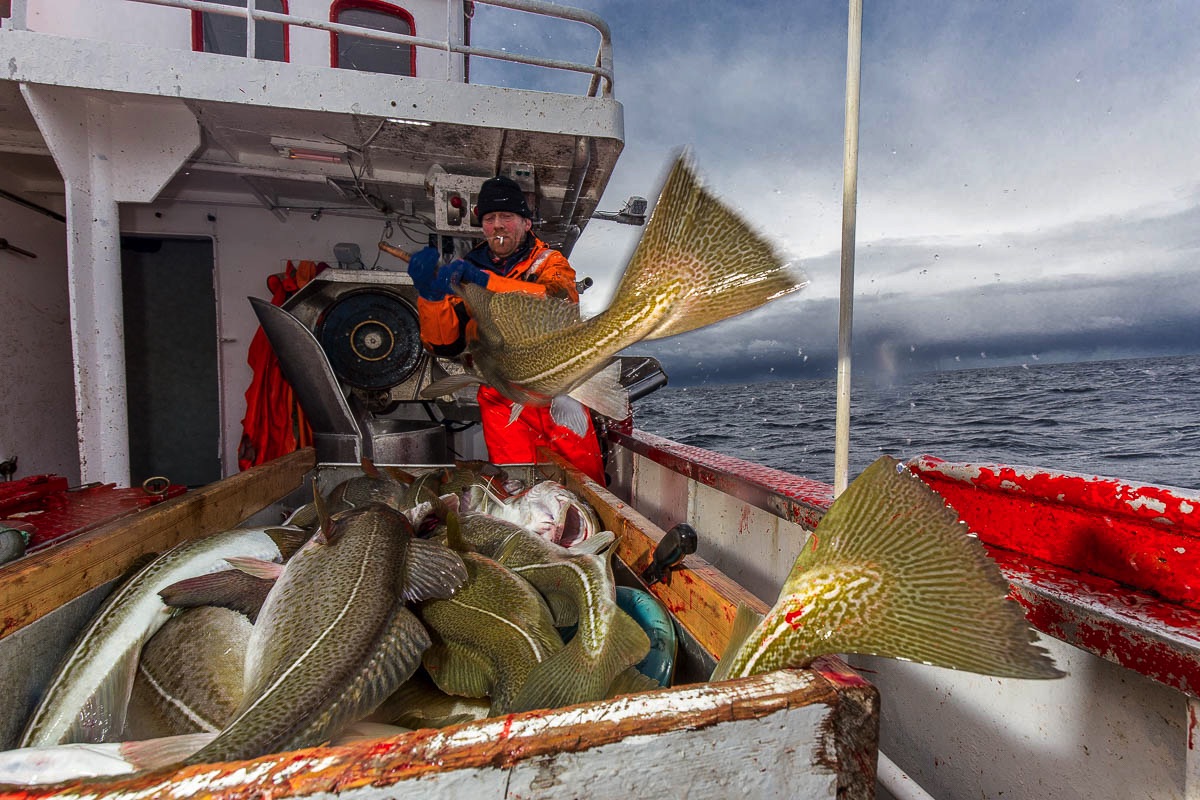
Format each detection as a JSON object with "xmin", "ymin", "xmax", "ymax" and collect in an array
[{"xmin": 1, "ymin": 2, "xmax": 1198, "ymax": 798}]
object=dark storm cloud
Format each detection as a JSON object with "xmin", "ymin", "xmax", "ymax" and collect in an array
[
  {"xmin": 472, "ymin": 2, "xmax": 1200, "ymax": 378},
  {"xmin": 625, "ymin": 244, "xmax": 1200, "ymax": 386}
]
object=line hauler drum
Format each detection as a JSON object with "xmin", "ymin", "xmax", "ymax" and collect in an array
[{"xmin": 315, "ymin": 289, "xmax": 423, "ymax": 391}]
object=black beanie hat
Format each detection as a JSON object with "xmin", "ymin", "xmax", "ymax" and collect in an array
[{"xmin": 474, "ymin": 175, "xmax": 532, "ymax": 219}]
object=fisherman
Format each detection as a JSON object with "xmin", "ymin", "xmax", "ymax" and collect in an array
[{"xmin": 407, "ymin": 175, "xmax": 606, "ymax": 484}]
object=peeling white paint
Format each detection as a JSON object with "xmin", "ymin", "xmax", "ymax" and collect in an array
[
  {"xmin": 424, "ymin": 669, "xmax": 819, "ymax": 752},
  {"xmin": 1128, "ymin": 495, "xmax": 1170, "ymax": 515}
]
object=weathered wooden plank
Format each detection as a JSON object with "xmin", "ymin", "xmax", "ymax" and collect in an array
[
  {"xmin": 810, "ymin": 655, "xmax": 881, "ymax": 800},
  {"xmin": 0, "ymin": 449, "xmax": 315, "ymax": 639},
  {"xmin": 27, "ymin": 670, "xmax": 839, "ymax": 799},
  {"xmin": 543, "ymin": 453, "xmax": 769, "ymax": 660}
]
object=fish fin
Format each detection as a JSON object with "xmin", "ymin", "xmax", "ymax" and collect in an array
[
  {"xmin": 360, "ymin": 458, "xmax": 380, "ymax": 478},
  {"xmin": 422, "ymin": 640, "xmax": 494, "ymax": 699},
  {"xmin": 401, "ymin": 539, "xmax": 469, "ymax": 602},
  {"xmin": 384, "ymin": 465, "xmax": 417, "ymax": 484},
  {"xmin": 566, "ymin": 361, "xmax": 631, "ymax": 423},
  {"xmin": 69, "ymin": 638, "xmax": 143, "ymax": 744},
  {"xmin": 729, "ymin": 456, "xmax": 1064, "ymax": 680},
  {"xmin": 370, "ymin": 669, "xmax": 491, "ymax": 729},
  {"xmin": 541, "ymin": 591, "xmax": 579, "ymax": 628},
  {"xmin": 283, "ymin": 502, "xmax": 316, "ymax": 529},
  {"xmin": 419, "ymin": 373, "xmax": 483, "ymax": 400},
  {"xmin": 119, "ymin": 732, "xmax": 217, "ymax": 772},
  {"xmin": 507, "ymin": 401, "xmax": 525, "ymax": 427},
  {"xmin": 549, "ymin": 395, "xmax": 590, "ymax": 437},
  {"xmin": 608, "ymin": 152, "xmax": 806, "ymax": 343},
  {"xmin": 265, "ymin": 526, "xmax": 312, "ymax": 559},
  {"xmin": 606, "ymin": 665, "xmax": 662, "ymax": 698},
  {"xmin": 709, "ymin": 603, "xmax": 766, "ymax": 682},
  {"xmin": 438, "ymin": 500, "xmax": 470, "ymax": 553},
  {"xmin": 158, "ymin": 569, "xmax": 275, "ymax": 623},
  {"xmin": 223, "ymin": 556, "xmax": 286, "ymax": 581},
  {"xmin": 458, "ymin": 283, "xmax": 581, "ymax": 345},
  {"xmin": 511, "ymin": 604, "xmax": 650, "ymax": 712},
  {"xmin": 313, "ymin": 478, "xmax": 333, "ymax": 543},
  {"xmin": 570, "ymin": 530, "xmax": 616, "ymax": 555}
]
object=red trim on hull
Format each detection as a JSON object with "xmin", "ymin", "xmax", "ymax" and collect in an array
[
  {"xmin": 909, "ymin": 455, "xmax": 1200, "ymax": 610},
  {"xmin": 616, "ymin": 431, "xmax": 1200, "ymax": 697}
]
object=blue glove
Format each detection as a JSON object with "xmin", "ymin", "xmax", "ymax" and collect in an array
[
  {"xmin": 407, "ymin": 247, "xmax": 445, "ymax": 301},
  {"xmin": 434, "ymin": 260, "xmax": 492, "ymax": 294}
]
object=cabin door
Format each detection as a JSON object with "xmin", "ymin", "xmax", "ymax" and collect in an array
[{"xmin": 120, "ymin": 236, "xmax": 222, "ymax": 487}]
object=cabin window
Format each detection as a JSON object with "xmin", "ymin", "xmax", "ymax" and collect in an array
[
  {"xmin": 192, "ymin": 0, "xmax": 289, "ymax": 61},
  {"xmin": 331, "ymin": 0, "xmax": 416, "ymax": 76}
]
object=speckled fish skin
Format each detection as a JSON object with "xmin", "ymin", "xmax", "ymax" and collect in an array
[
  {"xmin": 286, "ymin": 471, "xmax": 411, "ymax": 529},
  {"xmin": 19, "ymin": 528, "xmax": 296, "ymax": 748},
  {"xmin": 711, "ymin": 456, "xmax": 1064, "ymax": 682},
  {"xmin": 418, "ymin": 551, "xmax": 564, "ymax": 714},
  {"xmin": 123, "ymin": 606, "xmax": 253, "ymax": 740},
  {"xmin": 446, "ymin": 513, "xmax": 649, "ymax": 711},
  {"xmin": 424, "ymin": 153, "xmax": 807, "ymax": 412},
  {"xmin": 185, "ymin": 504, "xmax": 468, "ymax": 765}
]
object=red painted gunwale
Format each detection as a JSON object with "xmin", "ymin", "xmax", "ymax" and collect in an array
[
  {"xmin": 615, "ymin": 429, "xmax": 1200, "ymax": 697},
  {"xmin": 908, "ymin": 455, "xmax": 1200, "ymax": 610}
]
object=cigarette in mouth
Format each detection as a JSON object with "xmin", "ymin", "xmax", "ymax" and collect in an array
[{"xmin": 494, "ymin": 236, "xmax": 506, "ymax": 245}]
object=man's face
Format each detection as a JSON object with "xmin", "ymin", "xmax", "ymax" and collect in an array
[{"xmin": 481, "ymin": 211, "xmax": 532, "ymax": 259}]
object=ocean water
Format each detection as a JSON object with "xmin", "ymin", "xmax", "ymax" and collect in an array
[{"xmin": 631, "ymin": 353, "xmax": 1200, "ymax": 492}]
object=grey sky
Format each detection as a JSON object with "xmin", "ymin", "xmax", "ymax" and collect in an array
[{"xmin": 472, "ymin": 1, "xmax": 1200, "ymax": 384}]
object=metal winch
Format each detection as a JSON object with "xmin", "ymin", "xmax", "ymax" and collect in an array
[{"xmin": 253, "ymin": 270, "xmax": 459, "ymax": 464}]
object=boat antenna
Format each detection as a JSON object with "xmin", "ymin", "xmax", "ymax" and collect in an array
[{"xmin": 833, "ymin": 0, "xmax": 864, "ymax": 497}]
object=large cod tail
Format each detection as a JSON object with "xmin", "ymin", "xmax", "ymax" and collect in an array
[
  {"xmin": 712, "ymin": 455, "xmax": 1063, "ymax": 682},
  {"xmin": 604, "ymin": 151, "xmax": 808, "ymax": 343}
]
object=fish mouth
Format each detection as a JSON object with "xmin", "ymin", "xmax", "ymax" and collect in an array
[{"xmin": 555, "ymin": 505, "xmax": 586, "ymax": 548}]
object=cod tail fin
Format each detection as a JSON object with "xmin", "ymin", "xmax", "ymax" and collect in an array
[
  {"xmin": 752, "ymin": 455, "xmax": 1063, "ymax": 680},
  {"xmin": 605, "ymin": 152, "xmax": 807, "ymax": 343},
  {"xmin": 510, "ymin": 602, "xmax": 651, "ymax": 713},
  {"xmin": 709, "ymin": 603, "xmax": 765, "ymax": 682}
]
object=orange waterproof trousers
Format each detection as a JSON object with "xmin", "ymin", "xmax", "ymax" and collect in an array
[{"xmin": 477, "ymin": 385, "xmax": 605, "ymax": 485}]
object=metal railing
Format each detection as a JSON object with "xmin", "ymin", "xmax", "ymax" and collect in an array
[{"xmin": 116, "ymin": 0, "xmax": 615, "ymax": 97}]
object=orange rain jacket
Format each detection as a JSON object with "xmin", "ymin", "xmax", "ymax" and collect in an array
[{"xmin": 416, "ymin": 236, "xmax": 605, "ymax": 483}]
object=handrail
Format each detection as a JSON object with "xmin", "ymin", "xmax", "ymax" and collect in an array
[{"xmin": 121, "ymin": 0, "xmax": 614, "ymax": 97}]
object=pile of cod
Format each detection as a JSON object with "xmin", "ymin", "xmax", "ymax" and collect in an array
[
  {"xmin": 6, "ymin": 454, "xmax": 1070, "ymax": 784},
  {"xmin": 12, "ymin": 462, "xmax": 652, "ymax": 778}
]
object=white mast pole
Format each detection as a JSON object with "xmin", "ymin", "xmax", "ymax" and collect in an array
[{"xmin": 833, "ymin": 0, "xmax": 864, "ymax": 497}]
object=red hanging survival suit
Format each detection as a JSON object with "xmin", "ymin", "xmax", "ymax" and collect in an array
[{"xmin": 237, "ymin": 260, "xmax": 326, "ymax": 471}]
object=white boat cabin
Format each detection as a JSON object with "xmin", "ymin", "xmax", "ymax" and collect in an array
[{"xmin": 0, "ymin": 0, "xmax": 626, "ymax": 489}]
